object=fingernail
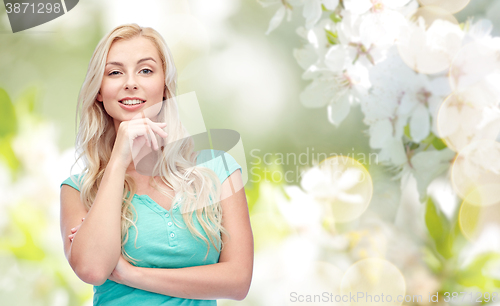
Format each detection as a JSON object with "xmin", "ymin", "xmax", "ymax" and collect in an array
[{"xmin": 71, "ymin": 227, "xmax": 75, "ymax": 231}]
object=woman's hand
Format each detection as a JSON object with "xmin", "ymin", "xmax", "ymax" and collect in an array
[
  {"xmin": 111, "ymin": 117, "xmax": 169, "ymax": 170},
  {"xmin": 68, "ymin": 217, "xmax": 85, "ymax": 242},
  {"xmin": 69, "ymin": 221, "xmax": 135, "ymax": 285}
]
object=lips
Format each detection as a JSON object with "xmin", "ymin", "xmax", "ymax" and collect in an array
[
  {"xmin": 117, "ymin": 96, "xmax": 147, "ymax": 111},
  {"xmin": 119, "ymin": 98, "xmax": 146, "ymax": 105}
]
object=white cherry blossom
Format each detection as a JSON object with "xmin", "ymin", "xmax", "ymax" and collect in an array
[
  {"xmin": 265, "ymin": 5, "xmax": 288, "ymax": 35},
  {"xmin": 343, "ymin": 0, "xmax": 412, "ymax": 48},
  {"xmin": 303, "ymin": 0, "xmax": 339, "ymax": 29},
  {"xmin": 301, "ymin": 165, "xmax": 364, "ymax": 205},
  {"xmin": 449, "ymin": 38, "xmax": 500, "ymax": 91},
  {"xmin": 263, "ymin": 0, "xmax": 500, "ymax": 200},
  {"xmin": 293, "ymin": 19, "xmax": 337, "ymax": 80},
  {"xmin": 359, "ymin": 8, "xmax": 408, "ymax": 48},
  {"xmin": 262, "ymin": 0, "xmax": 340, "ymax": 34},
  {"xmin": 437, "ymin": 81, "xmax": 500, "ymax": 152},
  {"xmin": 398, "ymin": 17, "xmax": 464, "ymax": 74},
  {"xmin": 260, "ymin": 0, "xmax": 295, "ymax": 35},
  {"xmin": 344, "ymin": 0, "xmax": 412, "ymax": 15},
  {"xmin": 275, "ymin": 185, "xmax": 324, "ymax": 233},
  {"xmin": 404, "ymin": 74, "xmax": 450, "ymax": 142},
  {"xmin": 327, "ymin": 63, "xmax": 370, "ymax": 126},
  {"xmin": 398, "ymin": 148, "xmax": 456, "ymax": 200}
]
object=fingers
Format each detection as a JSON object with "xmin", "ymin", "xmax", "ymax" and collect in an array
[
  {"xmin": 149, "ymin": 122, "xmax": 168, "ymax": 139},
  {"xmin": 147, "ymin": 124, "xmax": 159, "ymax": 151},
  {"xmin": 131, "ymin": 119, "xmax": 167, "ymax": 136},
  {"xmin": 142, "ymin": 119, "xmax": 167, "ymax": 151},
  {"xmin": 69, "ymin": 217, "xmax": 85, "ymax": 242},
  {"xmin": 147, "ymin": 121, "xmax": 168, "ymax": 148},
  {"xmin": 131, "ymin": 136, "xmax": 147, "ymax": 160},
  {"xmin": 140, "ymin": 118, "xmax": 153, "ymax": 149},
  {"xmin": 128, "ymin": 118, "xmax": 168, "ymax": 151},
  {"xmin": 70, "ymin": 217, "xmax": 85, "ymax": 232}
]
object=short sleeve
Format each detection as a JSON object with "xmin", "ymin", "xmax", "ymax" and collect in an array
[
  {"xmin": 60, "ymin": 174, "xmax": 83, "ymax": 192},
  {"xmin": 216, "ymin": 150, "xmax": 242, "ymax": 184},
  {"xmin": 196, "ymin": 149, "xmax": 242, "ymax": 184}
]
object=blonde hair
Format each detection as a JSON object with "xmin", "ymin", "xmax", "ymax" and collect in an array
[{"xmin": 71, "ymin": 23, "xmax": 229, "ymax": 264}]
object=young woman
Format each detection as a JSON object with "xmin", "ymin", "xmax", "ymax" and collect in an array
[{"xmin": 59, "ymin": 24, "xmax": 254, "ymax": 305}]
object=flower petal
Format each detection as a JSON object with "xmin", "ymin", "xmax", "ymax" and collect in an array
[
  {"xmin": 338, "ymin": 168, "xmax": 363, "ymax": 190},
  {"xmin": 344, "ymin": 0, "xmax": 372, "ymax": 15},
  {"xmin": 337, "ymin": 191, "xmax": 364, "ymax": 204},
  {"xmin": 369, "ymin": 119, "xmax": 393, "ymax": 148},
  {"xmin": 322, "ymin": 0, "xmax": 339, "ymax": 11},
  {"xmin": 265, "ymin": 6, "xmax": 287, "ymax": 35},
  {"xmin": 325, "ymin": 45, "xmax": 347, "ymax": 72},
  {"xmin": 294, "ymin": 44, "xmax": 319, "ymax": 70},
  {"xmin": 328, "ymin": 93, "xmax": 352, "ymax": 127},
  {"xmin": 301, "ymin": 167, "xmax": 327, "ymax": 192},
  {"xmin": 300, "ymin": 77, "xmax": 335, "ymax": 108},
  {"xmin": 303, "ymin": 0, "xmax": 322, "ymax": 29},
  {"xmin": 410, "ymin": 103, "xmax": 430, "ymax": 142}
]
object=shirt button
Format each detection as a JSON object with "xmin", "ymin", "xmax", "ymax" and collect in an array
[
  {"xmin": 165, "ymin": 212, "xmax": 169, "ymax": 217},
  {"xmin": 170, "ymin": 233, "xmax": 175, "ymax": 238},
  {"xmin": 173, "ymin": 207, "xmax": 178, "ymax": 211},
  {"xmin": 167, "ymin": 222, "xmax": 173, "ymax": 226}
]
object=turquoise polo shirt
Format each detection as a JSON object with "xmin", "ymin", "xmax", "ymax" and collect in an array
[{"xmin": 60, "ymin": 149, "xmax": 242, "ymax": 305}]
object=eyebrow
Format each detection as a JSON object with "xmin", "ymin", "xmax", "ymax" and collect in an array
[{"xmin": 106, "ymin": 57, "xmax": 157, "ymax": 67}]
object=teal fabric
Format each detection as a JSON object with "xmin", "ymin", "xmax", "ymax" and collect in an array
[{"xmin": 61, "ymin": 149, "xmax": 242, "ymax": 306}]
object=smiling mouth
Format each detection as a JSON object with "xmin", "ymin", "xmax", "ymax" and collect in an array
[{"xmin": 119, "ymin": 99, "xmax": 146, "ymax": 105}]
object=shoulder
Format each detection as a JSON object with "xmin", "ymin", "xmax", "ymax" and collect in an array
[
  {"xmin": 195, "ymin": 149, "xmax": 242, "ymax": 184},
  {"xmin": 60, "ymin": 172, "xmax": 86, "ymax": 192}
]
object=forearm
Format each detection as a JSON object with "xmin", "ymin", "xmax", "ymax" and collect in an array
[
  {"xmin": 125, "ymin": 262, "xmax": 249, "ymax": 301},
  {"xmin": 69, "ymin": 159, "xmax": 126, "ymax": 283}
]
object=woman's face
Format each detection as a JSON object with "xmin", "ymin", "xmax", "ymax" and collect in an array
[{"xmin": 97, "ymin": 36, "xmax": 165, "ymax": 129}]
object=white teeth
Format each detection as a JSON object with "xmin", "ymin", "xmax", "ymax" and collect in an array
[{"xmin": 121, "ymin": 99, "xmax": 145, "ymax": 105}]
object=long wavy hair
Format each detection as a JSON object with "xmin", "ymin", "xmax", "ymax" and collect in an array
[{"xmin": 70, "ymin": 23, "xmax": 229, "ymax": 264}]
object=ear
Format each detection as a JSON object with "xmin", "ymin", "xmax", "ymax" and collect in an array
[{"xmin": 96, "ymin": 90, "xmax": 103, "ymax": 102}]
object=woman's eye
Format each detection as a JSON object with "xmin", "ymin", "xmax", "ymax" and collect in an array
[
  {"xmin": 140, "ymin": 69, "xmax": 153, "ymax": 74},
  {"xmin": 108, "ymin": 71, "xmax": 121, "ymax": 76}
]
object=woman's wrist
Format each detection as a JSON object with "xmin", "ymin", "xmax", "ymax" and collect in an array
[
  {"xmin": 122, "ymin": 264, "xmax": 139, "ymax": 287},
  {"xmin": 108, "ymin": 154, "xmax": 129, "ymax": 172}
]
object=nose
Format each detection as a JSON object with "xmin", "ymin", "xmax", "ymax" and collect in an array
[{"xmin": 124, "ymin": 75, "xmax": 138, "ymax": 90}]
